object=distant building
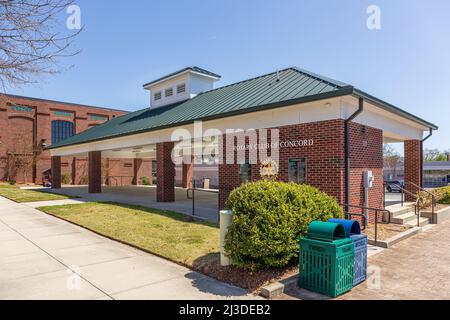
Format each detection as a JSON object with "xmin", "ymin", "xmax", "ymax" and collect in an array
[
  {"xmin": 423, "ymin": 161, "xmax": 450, "ymax": 188},
  {"xmin": 0, "ymin": 94, "xmax": 134, "ymax": 184},
  {"xmin": 384, "ymin": 158, "xmax": 450, "ymax": 188}
]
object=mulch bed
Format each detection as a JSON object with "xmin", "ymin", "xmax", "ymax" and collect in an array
[
  {"xmin": 192, "ymin": 253, "xmax": 298, "ymax": 293},
  {"xmin": 364, "ymin": 223, "xmax": 410, "ymax": 241}
]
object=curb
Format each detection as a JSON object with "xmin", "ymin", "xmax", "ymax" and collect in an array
[
  {"xmin": 368, "ymin": 226, "xmax": 421, "ymax": 248},
  {"xmin": 260, "ymin": 276, "xmax": 297, "ymax": 299}
]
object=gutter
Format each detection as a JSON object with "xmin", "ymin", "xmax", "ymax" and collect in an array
[
  {"xmin": 344, "ymin": 97, "xmax": 364, "ymax": 211},
  {"xmin": 420, "ymin": 129, "xmax": 433, "ymax": 188},
  {"xmin": 353, "ymin": 89, "xmax": 438, "ymax": 130}
]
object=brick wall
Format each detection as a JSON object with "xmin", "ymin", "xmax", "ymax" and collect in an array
[
  {"xmin": 219, "ymin": 119, "xmax": 347, "ymax": 209},
  {"xmin": 218, "ymin": 120, "xmax": 385, "ymax": 224},
  {"xmin": 348, "ymin": 122, "xmax": 384, "ymax": 223}
]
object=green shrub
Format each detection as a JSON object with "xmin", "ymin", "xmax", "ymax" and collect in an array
[
  {"xmin": 61, "ymin": 173, "xmax": 72, "ymax": 185},
  {"xmin": 438, "ymin": 186, "xmax": 450, "ymax": 205},
  {"xmin": 79, "ymin": 176, "xmax": 89, "ymax": 185},
  {"xmin": 224, "ymin": 181, "xmax": 344, "ymax": 270},
  {"xmin": 141, "ymin": 176, "xmax": 151, "ymax": 186},
  {"xmin": 419, "ymin": 186, "xmax": 450, "ymax": 209},
  {"xmin": 9, "ymin": 180, "xmax": 16, "ymax": 186}
]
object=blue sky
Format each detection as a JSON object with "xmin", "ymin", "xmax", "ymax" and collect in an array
[{"xmin": 5, "ymin": 0, "xmax": 450, "ymax": 150}]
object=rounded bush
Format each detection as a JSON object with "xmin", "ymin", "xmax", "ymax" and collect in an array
[
  {"xmin": 61, "ymin": 173, "xmax": 72, "ymax": 185},
  {"xmin": 224, "ymin": 181, "xmax": 344, "ymax": 270}
]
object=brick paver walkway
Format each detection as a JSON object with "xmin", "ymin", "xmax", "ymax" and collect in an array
[{"xmin": 282, "ymin": 220, "xmax": 450, "ymax": 300}]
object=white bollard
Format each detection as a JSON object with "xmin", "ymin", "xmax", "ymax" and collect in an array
[{"xmin": 220, "ymin": 210, "xmax": 233, "ymax": 266}]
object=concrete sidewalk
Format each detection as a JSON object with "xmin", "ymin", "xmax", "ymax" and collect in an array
[{"xmin": 0, "ymin": 196, "xmax": 258, "ymax": 300}]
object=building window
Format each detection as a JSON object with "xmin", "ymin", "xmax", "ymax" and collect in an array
[
  {"xmin": 239, "ymin": 161, "xmax": 251, "ymax": 184},
  {"xmin": 51, "ymin": 120, "xmax": 74, "ymax": 144},
  {"xmin": 288, "ymin": 158, "xmax": 306, "ymax": 184},
  {"xmin": 154, "ymin": 91, "xmax": 162, "ymax": 101},
  {"xmin": 177, "ymin": 83, "xmax": 186, "ymax": 94},
  {"xmin": 165, "ymin": 88, "xmax": 173, "ymax": 97}
]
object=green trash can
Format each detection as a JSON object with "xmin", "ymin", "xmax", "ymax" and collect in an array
[{"xmin": 298, "ymin": 221, "xmax": 354, "ymax": 297}]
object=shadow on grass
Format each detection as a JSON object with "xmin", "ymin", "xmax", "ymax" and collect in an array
[{"xmin": 32, "ymin": 189, "xmax": 81, "ymax": 199}]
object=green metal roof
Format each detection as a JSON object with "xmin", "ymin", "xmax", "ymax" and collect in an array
[
  {"xmin": 143, "ymin": 66, "xmax": 221, "ymax": 88},
  {"xmin": 48, "ymin": 67, "xmax": 438, "ymax": 150}
]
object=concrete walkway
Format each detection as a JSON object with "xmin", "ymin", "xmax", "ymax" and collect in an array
[
  {"xmin": 23, "ymin": 198, "xmax": 89, "ymax": 208},
  {"xmin": 0, "ymin": 196, "xmax": 258, "ymax": 300}
]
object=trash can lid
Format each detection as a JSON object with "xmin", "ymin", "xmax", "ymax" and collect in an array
[
  {"xmin": 328, "ymin": 219, "xmax": 361, "ymax": 237},
  {"xmin": 306, "ymin": 221, "xmax": 346, "ymax": 242}
]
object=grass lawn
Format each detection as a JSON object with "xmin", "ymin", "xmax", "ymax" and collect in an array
[
  {"xmin": 38, "ymin": 202, "xmax": 220, "ymax": 267},
  {"xmin": 0, "ymin": 184, "xmax": 75, "ymax": 203}
]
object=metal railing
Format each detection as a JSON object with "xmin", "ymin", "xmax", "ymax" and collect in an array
[
  {"xmin": 187, "ymin": 187, "xmax": 219, "ymax": 218},
  {"xmin": 405, "ymin": 181, "xmax": 436, "ymax": 224},
  {"xmin": 384, "ymin": 182, "xmax": 421, "ymax": 227},
  {"xmin": 341, "ymin": 203, "xmax": 392, "ymax": 247}
]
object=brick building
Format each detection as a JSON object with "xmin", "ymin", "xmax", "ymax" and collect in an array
[
  {"xmin": 0, "ymin": 94, "xmax": 153, "ymax": 185},
  {"xmin": 45, "ymin": 67, "xmax": 438, "ymax": 221}
]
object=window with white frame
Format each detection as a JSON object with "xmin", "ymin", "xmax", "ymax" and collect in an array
[{"xmin": 154, "ymin": 91, "xmax": 162, "ymax": 101}]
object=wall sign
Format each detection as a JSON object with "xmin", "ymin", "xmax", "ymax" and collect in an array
[
  {"xmin": 259, "ymin": 158, "xmax": 279, "ymax": 181},
  {"xmin": 234, "ymin": 139, "xmax": 314, "ymax": 152}
]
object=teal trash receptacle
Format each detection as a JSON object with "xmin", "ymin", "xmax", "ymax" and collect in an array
[{"xmin": 299, "ymin": 221, "xmax": 354, "ymax": 297}]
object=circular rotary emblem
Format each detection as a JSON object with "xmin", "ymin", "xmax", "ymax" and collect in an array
[{"xmin": 259, "ymin": 158, "xmax": 279, "ymax": 181}]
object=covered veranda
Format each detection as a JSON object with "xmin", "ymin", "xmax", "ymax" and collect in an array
[{"xmin": 49, "ymin": 140, "xmax": 221, "ymax": 222}]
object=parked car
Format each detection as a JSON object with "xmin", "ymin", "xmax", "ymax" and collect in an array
[
  {"xmin": 42, "ymin": 169, "xmax": 52, "ymax": 188},
  {"xmin": 385, "ymin": 180, "xmax": 403, "ymax": 193}
]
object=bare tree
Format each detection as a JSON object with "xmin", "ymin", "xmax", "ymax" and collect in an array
[
  {"xmin": 5, "ymin": 132, "xmax": 33, "ymax": 183},
  {"xmin": 383, "ymin": 144, "xmax": 402, "ymax": 179},
  {"xmin": 0, "ymin": 0, "xmax": 82, "ymax": 89},
  {"xmin": 424, "ymin": 148, "xmax": 443, "ymax": 162}
]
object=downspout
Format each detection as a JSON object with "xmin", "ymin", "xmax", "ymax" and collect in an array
[
  {"xmin": 344, "ymin": 97, "xmax": 364, "ymax": 211},
  {"xmin": 420, "ymin": 129, "xmax": 433, "ymax": 188}
]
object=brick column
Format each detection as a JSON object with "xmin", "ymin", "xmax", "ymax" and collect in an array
[
  {"xmin": 218, "ymin": 133, "xmax": 241, "ymax": 210},
  {"xmin": 51, "ymin": 156, "xmax": 61, "ymax": 189},
  {"xmin": 404, "ymin": 140, "xmax": 422, "ymax": 201},
  {"xmin": 133, "ymin": 158, "xmax": 143, "ymax": 185},
  {"xmin": 156, "ymin": 142, "xmax": 175, "ymax": 202},
  {"xmin": 88, "ymin": 151, "xmax": 102, "ymax": 194},
  {"xmin": 71, "ymin": 157, "xmax": 77, "ymax": 185},
  {"xmin": 182, "ymin": 163, "xmax": 193, "ymax": 189}
]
